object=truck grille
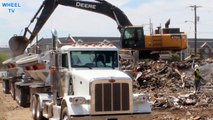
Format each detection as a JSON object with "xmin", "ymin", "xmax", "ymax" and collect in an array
[{"xmin": 94, "ymin": 83, "xmax": 129, "ymax": 112}]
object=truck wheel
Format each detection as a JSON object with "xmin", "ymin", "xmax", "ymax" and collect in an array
[
  {"xmin": 16, "ymin": 86, "xmax": 28, "ymax": 107},
  {"xmin": 2, "ymin": 79, "xmax": 10, "ymax": 94},
  {"xmin": 62, "ymin": 107, "xmax": 70, "ymax": 120},
  {"xmin": 32, "ymin": 95, "xmax": 37, "ymax": 120},
  {"xmin": 36, "ymin": 99, "xmax": 47, "ymax": 120}
]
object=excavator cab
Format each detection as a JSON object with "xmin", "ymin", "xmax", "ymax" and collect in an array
[
  {"xmin": 121, "ymin": 27, "xmax": 145, "ymax": 49},
  {"xmin": 122, "ymin": 26, "xmax": 187, "ymax": 51}
]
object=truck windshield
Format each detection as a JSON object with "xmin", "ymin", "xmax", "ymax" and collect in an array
[{"xmin": 71, "ymin": 51, "xmax": 118, "ymax": 68}]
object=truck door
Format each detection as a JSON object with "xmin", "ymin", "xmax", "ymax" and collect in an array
[{"xmin": 59, "ymin": 53, "xmax": 70, "ymax": 96}]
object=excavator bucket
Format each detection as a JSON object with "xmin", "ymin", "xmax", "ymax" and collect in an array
[{"xmin": 9, "ymin": 36, "xmax": 30, "ymax": 57}]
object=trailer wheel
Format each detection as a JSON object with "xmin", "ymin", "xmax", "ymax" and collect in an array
[
  {"xmin": 2, "ymin": 79, "xmax": 10, "ymax": 94},
  {"xmin": 32, "ymin": 95, "xmax": 37, "ymax": 120},
  {"xmin": 16, "ymin": 86, "xmax": 28, "ymax": 107},
  {"xmin": 62, "ymin": 107, "xmax": 70, "ymax": 120},
  {"xmin": 36, "ymin": 99, "xmax": 47, "ymax": 120}
]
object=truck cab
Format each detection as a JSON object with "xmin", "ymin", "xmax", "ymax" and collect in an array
[{"xmin": 34, "ymin": 40, "xmax": 152, "ymax": 120}]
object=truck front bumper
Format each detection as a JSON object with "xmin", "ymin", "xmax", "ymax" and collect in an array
[{"xmin": 69, "ymin": 113, "xmax": 151, "ymax": 120}]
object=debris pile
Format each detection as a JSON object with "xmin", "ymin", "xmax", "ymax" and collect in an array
[
  {"xmin": 134, "ymin": 60, "xmax": 193, "ymax": 90},
  {"xmin": 152, "ymin": 92, "xmax": 213, "ymax": 109},
  {"xmin": 130, "ymin": 59, "xmax": 213, "ymax": 109}
]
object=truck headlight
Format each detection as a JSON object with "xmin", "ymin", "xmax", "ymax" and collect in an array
[
  {"xmin": 69, "ymin": 97, "xmax": 86, "ymax": 104},
  {"xmin": 133, "ymin": 94, "xmax": 147, "ymax": 103}
]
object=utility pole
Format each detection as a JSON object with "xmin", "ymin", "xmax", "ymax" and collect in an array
[
  {"xmin": 149, "ymin": 18, "xmax": 153, "ymax": 35},
  {"xmin": 189, "ymin": 5, "xmax": 201, "ymax": 56}
]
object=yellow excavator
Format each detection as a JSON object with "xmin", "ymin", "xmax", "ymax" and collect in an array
[{"xmin": 9, "ymin": 0, "xmax": 187, "ymax": 58}]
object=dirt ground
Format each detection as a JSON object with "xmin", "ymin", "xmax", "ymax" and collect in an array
[
  {"xmin": 1, "ymin": 80, "xmax": 213, "ymax": 120},
  {"xmin": 0, "ymin": 82, "xmax": 32, "ymax": 120}
]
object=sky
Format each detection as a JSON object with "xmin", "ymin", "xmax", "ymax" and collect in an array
[{"xmin": 0, "ymin": 0, "xmax": 213, "ymax": 47}]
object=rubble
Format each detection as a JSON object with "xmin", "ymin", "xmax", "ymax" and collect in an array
[
  {"xmin": 120, "ymin": 54, "xmax": 213, "ymax": 113},
  {"xmin": 130, "ymin": 59, "xmax": 213, "ymax": 109}
]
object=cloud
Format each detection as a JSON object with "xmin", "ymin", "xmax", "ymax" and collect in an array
[
  {"xmin": 1, "ymin": 0, "xmax": 213, "ymax": 47},
  {"xmin": 107, "ymin": 0, "xmax": 131, "ymax": 7}
]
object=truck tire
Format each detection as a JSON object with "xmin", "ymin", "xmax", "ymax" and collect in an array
[
  {"xmin": 2, "ymin": 79, "xmax": 10, "ymax": 94},
  {"xmin": 61, "ymin": 107, "xmax": 70, "ymax": 120},
  {"xmin": 32, "ymin": 95, "xmax": 37, "ymax": 120},
  {"xmin": 16, "ymin": 86, "xmax": 29, "ymax": 107},
  {"xmin": 36, "ymin": 99, "xmax": 47, "ymax": 120}
]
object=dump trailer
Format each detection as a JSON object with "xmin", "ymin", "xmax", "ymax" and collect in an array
[
  {"xmin": 2, "ymin": 53, "xmax": 49, "ymax": 107},
  {"xmin": 2, "ymin": 55, "xmax": 25, "ymax": 100}
]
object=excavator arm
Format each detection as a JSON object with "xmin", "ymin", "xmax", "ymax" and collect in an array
[
  {"xmin": 9, "ymin": 0, "xmax": 58, "ymax": 57},
  {"xmin": 9, "ymin": 0, "xmax": 187, "ymax": 59},
  {"xmin": 9, "ymin": 0, "xmax": 132, "ymax": 57}
]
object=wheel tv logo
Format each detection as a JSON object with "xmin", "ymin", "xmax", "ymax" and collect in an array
[{"xmin": 1, "ymin": 2, "xmax": 21, "ymax": 13}]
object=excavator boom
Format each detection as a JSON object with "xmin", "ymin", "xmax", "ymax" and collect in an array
[
  {"xmin": 59, "ymin": 0, "xmax": 132, "ymax": 29},
  {"xmin": 9, "ymin": 0, "xmax": 133, "ymax": 57},
  {"xmin": 9, "ymin": 0, "xmax": 58, "ymax": 57}
]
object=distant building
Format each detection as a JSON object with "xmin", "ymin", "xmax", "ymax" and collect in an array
[
  {"xmin": 186, "ymin": 38, "xmax": 213, "ymax": 59},
  {"xmin": 30, "ymin": 36, "xmax": 120, "ymax": 53},
  {"xmin": 29, "ymin": 37, "xmax": 213, "ymax": 59}
]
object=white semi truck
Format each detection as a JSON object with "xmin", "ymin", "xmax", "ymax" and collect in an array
[
  {"xmin": 2, "ymin": 0, "xmax": 152, "ymax": 118},
  {"xmin": 2, "ymin": 30, "xmax": 151, "ymax": 120}
]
